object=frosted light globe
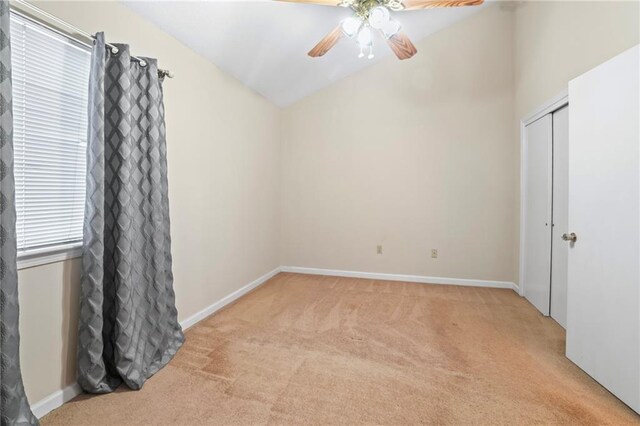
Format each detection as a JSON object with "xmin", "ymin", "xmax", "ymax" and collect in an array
[
  {"xmin": 368, "ymin": 6, "xmax": 390, "ymax": 30},
  {"xmin": 357, "ymin": 26, "xmax": 373, "ymax": 47},
  {"xmin": 381, "ymin": 19, "xmax": 401, "ymax": 39},
  {"xmin": 341, "ymin": 16, "xmax": 362, "ymax": 38}
]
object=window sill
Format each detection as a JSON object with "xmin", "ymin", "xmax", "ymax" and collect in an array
[{"xmin": 17, "ymin": 243, "xmax": 83, "ymax": 270}]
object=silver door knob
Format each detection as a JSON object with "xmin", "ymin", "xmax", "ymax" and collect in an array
[{"xmin": 562, "ymin": 232, "xmax": 577, "ymax": 242}]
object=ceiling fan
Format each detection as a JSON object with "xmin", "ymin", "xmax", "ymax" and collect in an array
[{"xmin": 276, "ymin": 0, "xmax": 484, "ymax": 60}]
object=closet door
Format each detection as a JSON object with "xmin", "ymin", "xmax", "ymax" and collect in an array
[
  {"xmin": 523, "ymin": 115, "xmax": 552, "ymax": 316},
  {"xmin": 550, "ymin": 106, "xmax": 569, "ymax": 328}
]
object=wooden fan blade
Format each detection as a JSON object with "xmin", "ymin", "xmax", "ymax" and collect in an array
[
  {"xmin": 402, "ymin": 0, "xmax": 483, "ymax": 10},
  {"xmin": 308, "ymin": 25, "xmax": 344, "ymax": 57},
  {"xmin": 386, "ymin": 32, "xmax": 417, "ymax": 60},
  {"xmin": 274, "ymin": 0, "xmax": 342, "ymax": 6}
]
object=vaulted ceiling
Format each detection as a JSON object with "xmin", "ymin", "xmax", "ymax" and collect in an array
[{"xmin": 123, "ymin": 1, "xmax": 488, "ymax": 107}]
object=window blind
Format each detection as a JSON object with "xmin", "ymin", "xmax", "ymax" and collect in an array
[{"xmin": 10, "ymin": 13, "xmax": 91, "ymax": 254}]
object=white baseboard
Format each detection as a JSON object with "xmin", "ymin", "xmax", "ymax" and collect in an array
[
  {"xmin": 30, "ymin": 264, "xmax": 516, "ymax": 418},
  {"xmin": 179, "ymin": 266, "xmax": 281, "ymax": 330},
  {"xmin": 281, "ymin": 266, "xmax": 518, "ymax": 291},
  {"xmin": 31, "ymin": 266, "xmax": 281, "ymax": 418},
  {"xmin": 31, "ymin": 382, "xmax": 82, "ymax": 419}
]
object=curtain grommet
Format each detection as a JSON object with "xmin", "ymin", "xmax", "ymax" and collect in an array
[{"xmin": 111, "ymin": 46, "xmax": 119, "ymax": 54}]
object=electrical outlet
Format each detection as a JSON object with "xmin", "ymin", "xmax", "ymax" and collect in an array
[
  {"xmin": 431, "ymin": 249, "xmax": 438, "ymax": 259},
  {"xmin": 377, "ymin": 245, "xmax": 383, "ymax": 254}
]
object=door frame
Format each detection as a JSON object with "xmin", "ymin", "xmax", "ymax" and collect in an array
[{"xmin": 519, "ymin": 89, "xmax": 568, "ymax": 298}]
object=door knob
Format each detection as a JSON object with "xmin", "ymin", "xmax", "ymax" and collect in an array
[{"xmin": 562, "ymin": 232, "xmax": 577, "ymax": 242}]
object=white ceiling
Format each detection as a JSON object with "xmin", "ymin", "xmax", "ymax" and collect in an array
[{"xmin": 123, "ymin": 1, "xmax": 488, "ymax": 107}]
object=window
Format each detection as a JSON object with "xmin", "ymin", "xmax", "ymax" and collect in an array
[{"xmin": 10, "ymin": 13, "xmax": 90, "ymax": 264}]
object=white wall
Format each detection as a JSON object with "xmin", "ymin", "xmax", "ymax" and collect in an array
[
  {"xmin": 280, "ymin": 6, "xmax": 517, "ymax": 282},
  {"xmin": 18, "ymin": 0, "xmax": 281, "ymax": 404}
]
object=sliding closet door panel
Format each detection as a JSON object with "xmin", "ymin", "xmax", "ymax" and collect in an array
[
  {"xmin": 551, "ymin": 106, "xmax": 569, "ymax": 329},
  {"xmin": 523, "ymin": 114, "xmax": 552, "ymax": 316}
]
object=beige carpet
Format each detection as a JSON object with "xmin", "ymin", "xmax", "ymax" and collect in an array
[{"xmin": 42, "ymin": 272, "xmax": 639, "ymax": 425}]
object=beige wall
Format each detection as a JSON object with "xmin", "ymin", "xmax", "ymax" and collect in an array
[
  {"xmin": 514, "ymin": 1, "xmax": 640, "ymax": 119},
  {"xmin": 280, "ymin": 6, "xmax": 517, "ymax": 282},
  {"xmin": 16, "ymin": 0, "xmax": 640, "ymax": 409},
  {"xmin": 512, "ymin": 1, "xmax": 640, "ymax": 281},
  {"xmin": 18, "ymin": 1, "xmax": 281, "ymax": 404},
  {"xmin": 280, "ymin": 1, "xmax": 639, "ymax": 286}
]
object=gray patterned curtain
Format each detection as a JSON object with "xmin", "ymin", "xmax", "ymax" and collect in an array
[
  {"xmin": 77, "ymin": 33, "xmax": 183, "ymax": 394},
  {"xmin": 0, "ymin": 1, "xmax": 38, "ymax": 424}
]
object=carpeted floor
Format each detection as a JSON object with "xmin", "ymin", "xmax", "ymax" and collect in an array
[{"xmin": 42, "ymin": 272, "xmax": 639, "ymax": 425}]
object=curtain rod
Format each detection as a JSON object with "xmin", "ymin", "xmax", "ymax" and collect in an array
[{"xmin": 11, "ymin": 0, "xmax": 174, "ymax": 79}]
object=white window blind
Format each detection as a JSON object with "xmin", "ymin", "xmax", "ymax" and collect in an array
[{"xmin": 10, "ymin": 13, "xmax": 91, "ymax": 254}]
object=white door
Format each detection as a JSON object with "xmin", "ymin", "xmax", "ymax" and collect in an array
[
  {"xmin": 550, "ymin": 106, "xmax": 569, "ymax": 329},
  {"xmin": 523, "ymin": 115, "xmax": 552, "ymax": 315},
  {"xmin": 566, "ymin": 45, "xmax": 639, "ymax": 413}
]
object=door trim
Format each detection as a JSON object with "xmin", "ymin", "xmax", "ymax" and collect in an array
[{"xmin": 519, "ymin": 90, "xmax": 568, "ymax": 297}]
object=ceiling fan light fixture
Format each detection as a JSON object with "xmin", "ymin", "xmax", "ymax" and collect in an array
[
  {"xmin": 368, "ymin": 6, "xmax": 390, "ymax": 29},
  {"xmin": 381, "ymin": 19, "xmax": 401, "ymax": 39},
  {"xmin": 341, "ymin": 16, "xmax": 362, "ymax": 38},
  {"xmin": 288, "ymin": 0, "xmax": 484, "ymax": 61}
]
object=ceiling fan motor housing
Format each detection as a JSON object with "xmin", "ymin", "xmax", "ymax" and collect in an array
[{"xmin": 340, "ymin": 0, "xmax": 404, "ymax": 12}]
